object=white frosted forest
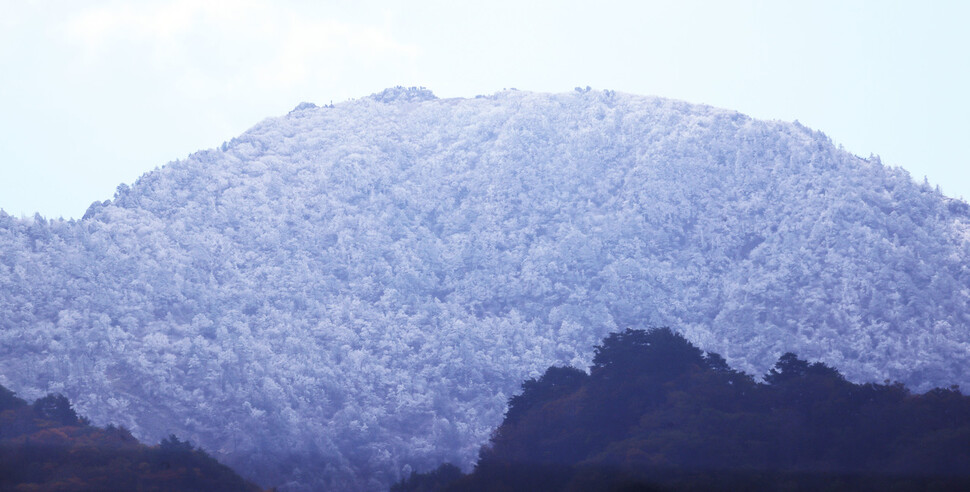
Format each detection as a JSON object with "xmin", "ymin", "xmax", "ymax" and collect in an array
[{"xmin": 2, "ymin": 87, "xmax": 970, "ymax": 490}]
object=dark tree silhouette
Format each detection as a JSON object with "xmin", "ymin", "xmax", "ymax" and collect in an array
[
  {"xmin": 0, "ymin": 385, "xmax": 26, "ymax": 411},
  {"xmin": 592, "ymin": 327, "xmax": 705, "ymax": 380},
  {"xmin": 400, "ymin": 328, "xmax": 970, "ymax": 491},
  {"xmin": 31, "ymin": 393, "xmax": 78, "ymax": 425},
  {"xmin": 505, "ymin": 366, "xmax": 587, "ymax": 425},
  {"xmin": 0, "ymin": 384, "xmax": 262, "ymax": 491}
]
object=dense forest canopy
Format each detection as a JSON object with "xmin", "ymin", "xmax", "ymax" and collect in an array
[
  {"xmin": 0, "ymin": 385, "xmax": 262, "ymax": 491},
  {"xmin": 2, "ymin": 87, "xmax": 970, "ymax": 490},
  {"xmin": 397, "ymin": 328, "xmax": 970, "ymax": 492}
]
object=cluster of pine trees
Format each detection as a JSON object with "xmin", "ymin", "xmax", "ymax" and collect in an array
[
  {"xmin": 396, "ymin": 327, "xmax": 970, "ymax": 491},
  {"xmin": 0, "ymin": 385, "xmax": 262, "ymax": 491}
]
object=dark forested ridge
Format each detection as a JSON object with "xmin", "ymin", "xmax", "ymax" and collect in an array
[
  {"xmin": 4, "ymin": 87, "xmax": 970, "ymax": 489},
  {"xmin": 0, "ymin": 385, "xmax": 262, "ymax": 491},
  {"xmin": 397, "ymin": 328, "xmax": 970, "ymax": 491}
]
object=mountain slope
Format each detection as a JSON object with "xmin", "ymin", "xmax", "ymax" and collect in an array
[{"xmin": 2, "ymin": 87, "xmax": 970, "ymax": 490}]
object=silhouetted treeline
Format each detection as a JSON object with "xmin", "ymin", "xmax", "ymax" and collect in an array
[
  {"xmin": 394, "ymin": 327, "xmax": 970, "ymax": 491},
  {"xmin": 0, "ymin": 385, "xmax": 263, "ymax": 491}
]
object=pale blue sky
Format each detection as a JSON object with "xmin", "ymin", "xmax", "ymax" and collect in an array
[{"xmin": 2, "ymin": 0, "xmax": 968, "ymax": 219}]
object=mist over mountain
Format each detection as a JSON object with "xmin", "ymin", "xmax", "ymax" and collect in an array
[{"xmin": 2, "ymin": 87, "xmax": 970, "ymax": 490}]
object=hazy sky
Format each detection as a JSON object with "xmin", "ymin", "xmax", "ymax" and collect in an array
[{"xmin": 2, "ymin": 0, "xmax": 968, "ymax": 219}]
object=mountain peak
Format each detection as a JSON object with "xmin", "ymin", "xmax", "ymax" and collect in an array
[
  {"xmin": 288, "ymin": 101, "xmax": 318, "ymax": 114},
  {"xmin": 369, "ymin": 86, "xmax": 437, "ymax": 103}
]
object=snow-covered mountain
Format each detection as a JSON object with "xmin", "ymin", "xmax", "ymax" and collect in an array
[{"xmin": 2, "ymin": 87, "xmax": 970, "ymax": 490}]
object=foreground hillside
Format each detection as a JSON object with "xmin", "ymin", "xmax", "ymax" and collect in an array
[
  {"xmin": 0, "ymin": 385, "xmax": 261, "ymax": 491},
  {"xmin": 396, "ymin": 328, "xmax": 970, "ymax": 492},
  {"xmin": 2, "ymin": 87, "xmax": 970, "ymax": 489}
]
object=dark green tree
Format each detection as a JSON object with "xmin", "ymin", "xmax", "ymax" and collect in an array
[
  {"xmin": 31, "ymin": 393, "xmax": 78, "ymax": 425},
  {"xmin": 505, "ymin": 366, "xmax": 587, "ymax": 425},
  {"xmin": 591, "ymin": 327, "xmax": 705, "ymax": 381}
]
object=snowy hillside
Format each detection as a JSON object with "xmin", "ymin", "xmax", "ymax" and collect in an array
[{"xmin": 2, "ymin": 87, "xmax": 970, "ymax": 490}]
